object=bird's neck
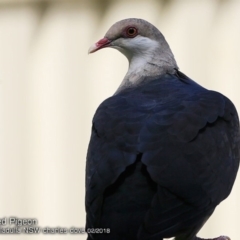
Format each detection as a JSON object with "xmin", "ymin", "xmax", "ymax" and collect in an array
[{"xmin": 115, "ymin": 51, "xmax": 178, "ymax": 94}]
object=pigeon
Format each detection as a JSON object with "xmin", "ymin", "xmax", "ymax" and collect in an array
[{"xmin": 86, "ymin": 18, "xmax": 240, "ymax": 240}]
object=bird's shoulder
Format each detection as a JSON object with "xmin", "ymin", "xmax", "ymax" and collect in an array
[{"xmin": 92, "ymin": 72, "xmax": 238, "ymax": 146}]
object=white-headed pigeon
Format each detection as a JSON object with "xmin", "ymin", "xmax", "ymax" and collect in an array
[{"xmin": 86, "ymin": 18, "xmax": 240, "ymax": 240}]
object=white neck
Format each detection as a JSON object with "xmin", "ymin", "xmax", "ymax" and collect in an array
[{"xmin": 113, "ymin": 36, "xmax": 177, "ymax": 94}]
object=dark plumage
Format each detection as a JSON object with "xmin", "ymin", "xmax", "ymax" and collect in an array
[{"xmin": 86, "ymin": 19, "xmax": 240, "ymax": 240}]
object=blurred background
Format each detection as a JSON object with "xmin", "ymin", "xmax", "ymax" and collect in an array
[{"xmin": 0, "ymin": 0, "xmax": 240, "ymax": 239}]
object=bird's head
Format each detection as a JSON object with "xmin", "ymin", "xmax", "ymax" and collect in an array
[
  {"xmin": 89, "ymin": 18, "xmax": 176, "ymax": 63},
  {"xmin": 89, "ymin": 19, "xmax": 160, "ymax": 59},
  {"xmin": 89, "ymin": 18, "xmax": 178, "ymax": 89}
]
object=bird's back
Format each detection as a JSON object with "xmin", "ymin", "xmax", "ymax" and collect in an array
[{"xmin": 86, "ymin": 72, "xmax": 240, "ymax": 240}]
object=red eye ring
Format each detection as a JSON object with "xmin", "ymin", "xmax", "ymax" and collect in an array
[{"xmin": 126, "ymin": 27, "xmax": 138, "ymax": 38}]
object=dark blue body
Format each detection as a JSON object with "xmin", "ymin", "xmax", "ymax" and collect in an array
[{"xmin": 86, "ymin": 72, "xmax": 240, "ymax": 240}]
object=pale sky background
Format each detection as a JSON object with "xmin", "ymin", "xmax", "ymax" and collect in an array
[{"xmin": 0, "ymin": 0, "xmax": 240, "ymax": 239}]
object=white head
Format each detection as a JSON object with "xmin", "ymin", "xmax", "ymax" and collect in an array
[{"xmin": 89, "ymin": 18, "xmax": 178, "ymax": 92}]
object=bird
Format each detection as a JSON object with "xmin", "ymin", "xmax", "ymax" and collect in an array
[{"xmin": 86, "ymin": 18, "xmax": 240, "ymax": 240}]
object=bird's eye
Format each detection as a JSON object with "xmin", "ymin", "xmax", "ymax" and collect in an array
[{"xmin": 126, "ymin": 27, "xmax": 138, "ymax": 38}]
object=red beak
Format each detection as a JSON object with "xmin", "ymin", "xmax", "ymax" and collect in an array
[{"xmin": 88, "ymin": 38, "xmax": 111, "ymax": 54}]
